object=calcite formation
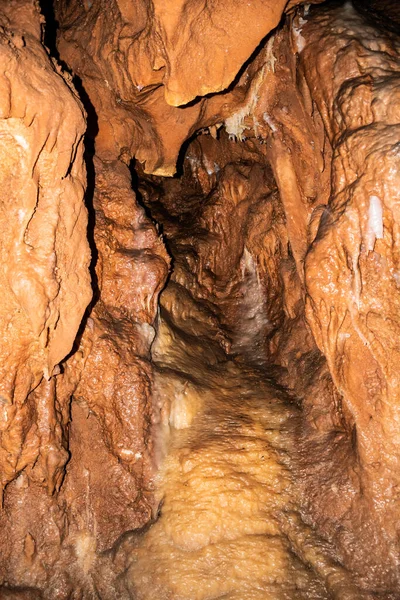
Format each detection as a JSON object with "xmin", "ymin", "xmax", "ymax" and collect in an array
[
  {"xmin": 0, "ymin": 0, "xmax": 91, "ymax": 494},
  {"xmin": 62, "ymin": 157, "xmax": 169, "ymax": 550},
  {"xmin": 55, "ymin": 0, "xmax": 324, "ymax": 175},
  {"xmin": 0, "ymin": 1, "xmax": 169, "ymax": 596},
  {"xmin": 0, "ymin": 0, "xmax": 400, "ymax": 597}
]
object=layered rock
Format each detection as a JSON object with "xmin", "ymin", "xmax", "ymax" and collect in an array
[
  {"xmin": 0, "ymin": 0, "xmax": 91, "ymax": 593},
  {"xmin": 0, "ymin": 0, "xmax": 91, "ymax": 493},
  {"xmin": 55, "ymin": 0, "xmax": 324, "ymax": 175},
  {"xmin": 72, "ymin": 0, "xmax": 400, "ymax": 592}
]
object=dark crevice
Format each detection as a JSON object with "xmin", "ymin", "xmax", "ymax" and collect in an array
[
  {"xmin": 129, "ymin": 160, "xmax": 175, "ymax": 276},
  {"xmin": 37, "ymin": 2, "xmax": 101, "ymax": 358},
  {"xmin": 38, "ymin": 0, "xmax": 59, "ymax": 59},
  {"xmin": 64, "ymin": 103, "xmax": 99, "ymax": 358}
]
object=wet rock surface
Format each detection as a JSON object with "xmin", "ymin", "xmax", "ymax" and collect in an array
[
  {"xmin": 0, "ymin": 2, "xmax": 169, "ymax": 596},
  {"xmin": 123, "ymin": 289, "xmax": 366, "ymax": 600},
  {"xmin": 0, "ymin": 0, "xmax": 400, "ymax": 597}
]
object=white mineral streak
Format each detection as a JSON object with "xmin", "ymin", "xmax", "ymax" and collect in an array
[
  {"xmin": 366, "ymin": 195, "xmax": 384, "ymax": 251},
  {"xmin": 292, "ymin": 17, "xmax": 306, "ymax": 53},
  {"xmin": 263, "ymin": 112, "xmax": 277, "ymax": 132},
  {"xmin": 225, "ymin": 63, "xmax": 267, "ymax": 141}
]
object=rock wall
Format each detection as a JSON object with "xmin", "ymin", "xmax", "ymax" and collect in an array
[
  {"xmin": 134, "ymin": 3, "xmax": 400, "ymax": 590},
  {"xmin": 0, "ymin": 2, "xmax": 169, "ymax": 596},
  {"xmin": 61, "ymin": 157, "xmax": 169, "ymax": 552},
  {"xmin": 259, "ymin": 5, "xmax": 400, "ymax": 588},
  {"xmin": 1, "ymin": 0, "xmax": 400, "ymax": 596},
  {"xmin": 0, "ymin": 0, "xmax": 91, "ymax": 491},
  {"xmin": 0, "ymin": 0, "xmax": 90, "ymax": 593}
]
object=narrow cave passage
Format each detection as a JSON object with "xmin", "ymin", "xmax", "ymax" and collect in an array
[
  {"xmin": 129, "ymin": 331, "xmax": 326, "ymax": 599},
  {"xmin": 1, "ymin": 0, "xmax": 400, "ymax": 598},
  {"xmin": 119, "ymin": 134, "xmax": 363, "ymax": 599}
]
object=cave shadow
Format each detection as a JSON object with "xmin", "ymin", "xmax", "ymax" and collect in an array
[
  {"xmin": 171, "ymin": 10, "xmax": 288, "ymax": 177},
  {"xmin": 175, "ymin": 132, "xmax": 199, "ymax": 179},
  {"xmin": 129, "ymin": 159, "xmax": 176, "ymax": 282},
  {"xmin": 70, "ymin": 74, "xmax": 101, "ymax": 343},
  {"xmin": 37, "ymin": 1, "xmax": 101, "ymax": 358},
  {"xmin": 38, "ymin": 0, "xmax": 59, "ymax": 60},
  {"xmin": 352, "ymin": 0, "xmax": 400, "ymax": 35}
]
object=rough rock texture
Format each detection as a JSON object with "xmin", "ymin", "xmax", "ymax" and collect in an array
[
  {"xmin": 0, "ymin": 0, "xmax": 90, "ymax": 594},
  {"xmin": 135, "ymin": 135, "xmax": 290, "ymax": 363},
  {"xmin": 55, "ymin": 0, "xmax": 323, "ymax": 175},
  {"xmin": 2, "ymin": 0, "xmax": 400, "ymax": 597},
  {"xmin": 134, "ymin": 3, "xmax": 400, "ymax": 590},
  {"xmin": 0, "ymin": 0, "xmax": 90, "ymax": 502},
  {"xmin": 0, "ymin": 2, "xmax": 169, "ymax": 596},
  {"xmin": 0, "ymin": 0, "xmax": 91, "ymax": 496},
  {"xmin": 87, "ymin": 0, "xmax": 399, "ymax": 593},
  {"xmin": 60, "ymin": 157, "xmax": 169, "ymax": 551},
  {"xmin": 230, "ymin": 5, "xmax": 400, "ymax": 590},
  {"xmin": 297, "ymin": 5, "xmax": 400, "ymax": 588}
]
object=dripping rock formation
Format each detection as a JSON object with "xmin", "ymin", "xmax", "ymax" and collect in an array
[{"xmin": 0, "ymin": 0, "xmax": 400, "ymax": 598}]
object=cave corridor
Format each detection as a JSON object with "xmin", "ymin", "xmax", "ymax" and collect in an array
[{"xmin": 0, "ymin": 0, "xmax": 400, "ymax": 598}]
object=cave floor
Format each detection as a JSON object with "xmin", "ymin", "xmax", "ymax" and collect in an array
[{"xmin": 122, "ymin": 297, "xmax": 365, "ymax": 600}]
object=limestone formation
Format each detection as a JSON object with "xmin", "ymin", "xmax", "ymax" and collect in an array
[{"xmin": 0, "ymin": 0, "xmax": 399, "ymax": 597}]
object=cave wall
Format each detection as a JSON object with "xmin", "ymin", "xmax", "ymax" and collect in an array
[
  {"xmin": 54, "ymin": 0, "xmax": 400, "ymax": 591},
  {"xmin": 264, "ymin": 6, "xmax": 400, "ymax": 586},
  {"xmin": 0, "ymin": 2, "xmax": 169, "ymax": 596},
  {"xmin": 0, "ymin": 0, "xmax": 400, "ymax": 596},
  {"xmin": 0, "ymin": 0, "xmax": 91, "ymax": 490},
  {"xmin": 0, "ymin": 0, "xmax": 90, "ymax": 592}
]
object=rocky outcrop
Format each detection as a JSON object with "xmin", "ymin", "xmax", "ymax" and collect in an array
[
  {"xmin": 0, "ymin": 0, "xmax": 87, "ymax": 495},
  {"xmin": 0, "ymin": 0, "xmax": 91, "ymax": 496},
  {"xmin": 0, "ymin": 0, "xmax": 90, "ymax": 593},
  {"xmin": 55, "ymin": 0, "xmax": 324, "ymax": 176},
  {"xmin": 0, "ymin": 2, "xmax": 169, "ymax": 596},
  {"xmin": 61, "ymin": 158, "xmax": 169, "ymax": 552},
  {"xmin": 297, "ymin": 5, "xmax": 400, "ymax": 588},
  {"xmin": 98, "ymin": 0, "xmax": 400, "ymax": 592}
]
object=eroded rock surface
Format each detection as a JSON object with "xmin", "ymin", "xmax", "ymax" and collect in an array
[
  {"xmin": 61, "ymin": 157, "xmax": 169, "ymax": 552},
  {"xmin": 0, "ymin": 2, "xmax": 169, "ymax": 597},
  {"xmin": 0, "ymin": 0, "xmax": 91, "ymax": 494},
  {"xmin": 269, "ymin": 5, "xmax": 400, "ymax": 588},
  {"xmin": 1, "ymin": 0, "xmax": 400, "ymax": 597},
  {"xmin": 55, "ymin": 0, "xmax": 325, "ymax": 175}
]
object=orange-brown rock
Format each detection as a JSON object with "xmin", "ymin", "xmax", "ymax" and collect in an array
[
  {"xmin": 55, "ymin": 0, "xmax": 324, "ymax": 176},
  {"xmin": 298, "ymin": 4, "xmax": 400, "ymax": 588},
  {"xmin": 0, "ymin": 0, "xmax": 91, "ymax": 595},
  {"xmin": 0, "ymin": 2, "xmax": 171, "ymax": 596},
  {"xmin": 2, "ymin": 0, "xmax": 400, "ymax": 597},
  {"xmin": 119, "ymin": 2, "xmax": 400, "ymax": 592},
  {"xmin": 0, "ymin": 0, "xmax": 91, "ymax": 493},
  {"xmin": 62, "ymin": 157, "xmax": 170, "ymax": 550}
]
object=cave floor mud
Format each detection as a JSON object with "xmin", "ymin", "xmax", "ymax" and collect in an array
[{"xmin": 123, "ymin": 295, "xmax": 366, "ymax": 600}]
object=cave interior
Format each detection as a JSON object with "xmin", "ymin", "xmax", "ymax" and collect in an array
[{"xmin": 0, "ymin": 0, "xmax": 400, "ymax": 598}]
